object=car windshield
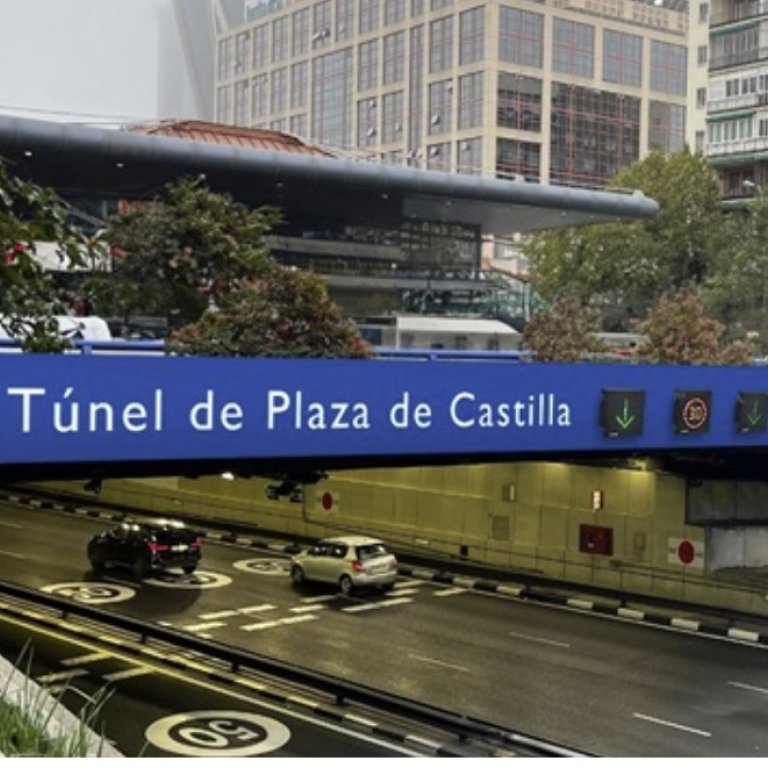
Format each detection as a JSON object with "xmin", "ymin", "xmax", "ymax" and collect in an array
[{"xmin": 357, "ymin": 543, "xmax": 388, "ymax": 560}]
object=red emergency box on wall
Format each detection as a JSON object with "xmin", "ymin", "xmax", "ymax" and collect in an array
[{"xmin": 579, "ymin": 524, "xmax": 613, "ymax": 556}]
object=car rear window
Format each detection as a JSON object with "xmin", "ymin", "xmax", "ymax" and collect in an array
[
  {"xmin": 357, "ymin": 543, "xmax": 388, "ymax": 560},
  {"xmin": 148, "ymin": 527, "xmax": 196, "ymax": 545}
]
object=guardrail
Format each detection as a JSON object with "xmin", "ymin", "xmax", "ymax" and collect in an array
[{"xmin": 0, "ymin": 577, "xmax": 588, "ymax": 757}]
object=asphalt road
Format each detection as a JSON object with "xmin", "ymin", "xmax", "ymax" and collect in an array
[{"xmin": 2, "ymin": 500, "xmax": 768, "ymax": 757}]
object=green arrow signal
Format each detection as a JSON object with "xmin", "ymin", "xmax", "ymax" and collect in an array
[
  {"xmin": 615, "ymin": 399, "xmax": 635, "ymax": 431},
  {"xmin": 748, "ymin": 399, "xmax": 763, "ymax": 426}
]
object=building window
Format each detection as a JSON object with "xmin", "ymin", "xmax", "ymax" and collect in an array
[
  {"xmin": 695, "ymin": 129, "xmax": 705, "ymax": 151},
  {"xmin": 336, "ymin": 0, "xmax": 355, "ymax": 40},
  {"xmin": 384, "ymin": 0, "xmax": 406, "ymax": 25},
  {"xmin": 253, "ymin": 25, "xmax": 269, "ymax": 69},
  {"xmin": 270, "ymin": 67, "xmax": 288, "ymax": 114},
  {"xmin": 383, "ymin": 31, "xmax": 406, "ymax": 85},
  {"xmin": 552, "ymin": 18, "xmax": 595, "ymax": 78},
  {"xmin": 272, "ymin": 16, "xmax": 289, "ymax": 63},
  {"xmin": 312, "ymin": 48, "xmax": 354, "ymax": 148},
  {"xmin": 698, "ymin": 45, "xmax": 708, "ymax": 65},
  {"xmin": 648, "ymin": 101, "xmax": 686, "ymax": 152},
  {"xmin": 358, "ymin": 39, "xmax": 379, "ymax": 90},
  {"xmin": 426, "ymin": 141, "xmax": 451, "ymax": 171},
  {"xmin": 290, "ymin": 61, "xmax": 309, "ymax": 109},
  {"xmin": 431, "ymin": 0, "xmax": 453, "ymax": 8},
  {"xmin": 428, "ymin": 79, "xmax": 453, "ymax": 135},
  {"xmin": 235, "ymin": 33, "xmax": 250, "ymax": 75},
  {"xmin": 217, "ymin": 85, "xmax": 233, "ymax": 122},
  {"xmin": 550, "ymin": 82, "xmax": 640, "ymax": 187},
  {"xmin": 359, "ymin": 0, "xmax": 381, "ymax": 34},
  {"xmin": 429, "ymin": 16, "xmax": 454, "ymax": 73},
  {"xmin": 696, "ymin": 86, "xmax": 707, "ymax": 107},
  {"xmin": 313, "ymin": 1, "xmax": 332, "ymax": 47},
  {"xmin": 411, "ymin": 0, "xmax": 424, "ymax": 16},
  {"xmin": 650, "ymin": 40, "xmax": 687, "ymax": 95},
  {"xmin": 382, "ymin": 90, "xmax": 404, "ymax": 142},
  {"xmin": 251, "ymin": 75, "xmax": 268, "ymax": 118},
  {"xmin": 499, "ymin": 7, "xmax": 543, "ymax": 69},
  {"xmin": 497, "ymin": 73, "xmax": 541, "ymax": 132},
  {"xmin": 290, "ymin": 113, "xmax": 308, "ymax": 138},
  {"xmin": 357, "ymin": 98, "xmax": 378, "ymax": 147},
  {"xmin": 603, "ymin": 29, "xmax": 641, "ymax": 87},
  {"xmin": 699, "ymin": 2, "xmax": 708, "ymax": 22},
  {"xmin": 234, "ymin": 79, "xmax": 248, "ymax": 124},
  {"xmin": 458, "ymin": 71, "xmax": 483, "ymax": 129},
  {"xmin": 457, "ymin": 137, "xmax": 482, "ymax": 175},
  {"xmin": 496, "ymin": 138, "xmax": 540, "ymax": 181},
  {"xmin": 218, "ymin": 37, "xmax": 234, "ymax": 80},
  {"xmin": 459, "ymin": 7, "xmax": 484, "ymax": 66},
  {"xmin": 292, "ymin": 8, "xmax": 310, "ymax": 56}
]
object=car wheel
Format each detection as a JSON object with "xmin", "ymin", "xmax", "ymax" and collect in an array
[
  {"xmin": 132, "ymin": 556, "xmax": 151, "ymax": 579},
  {"xmin": 182, "ymin": 565, "xmax": 196, "ymax": 575},
  {"xmin": 339, "ymin": 574, "xmax": 354, "ymax": 596},
  {"xmin": 380, "ymin": 582, "xmax": 394, "ymax": 593},
  {"xmin": 291, "ymin": 565, "xmax": 305, "ymax": 585},
  {"xmin": 89, "ymin": 558, "xmax": 104, "ymax": 574}
]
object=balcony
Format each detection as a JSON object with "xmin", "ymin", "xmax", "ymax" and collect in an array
[{"xmin": 710, "ymin": 46, "xmax": 768, "ymax": 71}]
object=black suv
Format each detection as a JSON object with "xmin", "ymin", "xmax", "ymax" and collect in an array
[{"xmin": 87, "ymin": 519, "xmax": 202, "ymax": 578}]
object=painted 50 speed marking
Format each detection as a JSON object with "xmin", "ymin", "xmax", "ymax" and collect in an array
[{"xmin": 144, "ymin": 710, "xmax": 291, "ymax": 756}]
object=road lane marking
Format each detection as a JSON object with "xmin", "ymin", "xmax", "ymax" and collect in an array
[
  {"xmin": 729, "ymin": 681, "xmax": 768, "ymax": 695},
  {"xmin": 36, "ymin": 669, "xmax": 90, "ymax": 684},
  {"xmin": 0, "ymin": 521, "xmax": 22, "ymax": 529},
  {"xmin": 289, "ymin": 604, "xmax": 327, "ymax": 613},
  {"xmin": 633, "ymin": 712, "xmax": 711, "ymax": 737},
  {"xmin": 61, "ymin": 652, "xmax": 110, "ymax": 667},
  {"xmin": 433, "ymin": 587, "xmax": 467, "ymax": 597},
  {"xmin": 239, "ymin": 604, "xmax": 277, "ymax": 614},
  {"xmin": 0, "ymin": 549, "xmax": 26, "ymax": 560},
  {"xmin": 408, "ymin": 654, "xmax": 470, "ymax": 673},
  {"xmin": 390, "ymin": 588, "xmax": 419, "ymax": 596},
  {"xmin": 102, "ymin": 667, "xmax": 154, "ymax": 682},
  {"xmin": 299, "ymin": 595, "xmax": 337, "ymax": 604},
  {"xmin": 241, "ymin": 615, "xmax": 318, "ymax": 631},
  {"xmin": 182, "ymin": 621, "xmax": 227, "ymax": 633},
  {"xmin": 341, "ymin": 597, "xmax": 413, "ymax": 613},
  {"xmin": 508, "ymin": 630, "xmax": 571, "ymax": 649},
  {"xmin": 198, "ymin": 610, "xmax": 239, "ymax": 620}
]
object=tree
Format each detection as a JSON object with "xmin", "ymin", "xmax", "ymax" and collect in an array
[
  {"xmin": 522, "ymin": 295, "xmax": 608, "ymax": 361},
  {"xmin": 0, "ymin": 159, "xmax": 97, "ymax": 352},
  {"xmin": 702, "ymin": 193, "xmax": 768, "ymax": 353},
  {"xmin": 638, "ymin": 289, "xmax": 752, "ymax": 365},
  {"xmin": 82, "ymin": 176, "xmax": 281, "ymax": 332},
  {"xmin": 167, "ymin": 268, "xmax": 371, "ymax": 358},
  {"xmin": 524, "ymin": 149, "xmax": 726, "ymax": 330}
]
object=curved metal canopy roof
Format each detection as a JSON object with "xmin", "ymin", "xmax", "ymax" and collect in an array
[{"xmin": 0, "ymin": 115, "xmax": 658, "ymax": 235}]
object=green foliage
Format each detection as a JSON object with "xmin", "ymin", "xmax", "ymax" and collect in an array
[
  {"xmin": 0, "ymin": 643, "xmax": 112, "ymax": 757},
  {"xmin": 638, "ymin": 289, "xmax": 752, "ymax": 365},
  {"xmin": 168, "ymin": 267, "xmax": 371, "ymax": 358},
  {"xmin": 524, "ymin": 149, "xmax": 725, "ymax": 329},
  {"xmin": 0, "ymin": 159, "xmax": 100, "ymax": 352},
  {"xmin": 522, "ymin": 294, "xmax": 608, "ymax": 362},
  {"xmin": 82, "ymin": 175, "xmax": 282, "ymax": 331}
]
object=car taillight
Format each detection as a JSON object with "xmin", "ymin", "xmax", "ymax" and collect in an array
[
  {"xmin": 147, "ymin": 542, "xmax": 170, "ymax": 553},
  {"xmin": 193, "ymin": 537, "xmax": 203, "ymax": 547},
  {"xmin": 352, "ymin": 560, "xmax": 364, "ymax": 572}
]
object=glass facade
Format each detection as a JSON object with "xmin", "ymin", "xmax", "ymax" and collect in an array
[
  {"xmin": 458, "ymin": 72, "xmax": 483, "ymax": 130},
  {"xmin": 497, "ymin": 73, "xmax": 541, "ymax": 132},
  {"xmin": 603, "ymin": 29, "xmax": 641, "ymax": 87},
  {"xmin": 428, "ymin": 79, "xmax": 453, "ymax": 135},
  {"xmin": 498, "ymin": 7, "xmax": 543, "ymax": 68},
  {"xmin": 648, "ymin": 101, "xmax": 686, "ymax": 152},
  {"xmin": 650, "ymin": 40, "xmax": 687, "ymax": 95},
  {"xmin": 429, "ymin": 16, "xmax": 454, "ymax": 73},
  {"xmin": 550, "ymin": 83, "xmax": 640, "ymax": 186},
  {"xmin": 552, "ymin": 18, "xmax": 595, "ymax": 78},
  {"xmin": 496, "ymin": 138, "xmax": 540, "ymax": 180},
  {"xmin": 312, "ymin": 48, "xmax": 354, "ymax": 147},
  {"xmin": 459, "ymin": 7, "xmax": 484, "ymax": 65},
  {"xmin": 383, "ymin": 31, "xmax": 406, "ymax": 85}
]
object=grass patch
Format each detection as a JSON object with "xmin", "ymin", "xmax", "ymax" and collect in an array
[{"xmin": 0, "ymin": 643, "xmax": 113, "ymax": 757}]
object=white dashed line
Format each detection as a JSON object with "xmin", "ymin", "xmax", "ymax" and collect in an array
[
  {"xmin": 289, "ymin": 604, "xmax": 328, "ymax": 613},
  {"xmin": 408, "ymin": 654, "xmax": 470, "ymax": 673},
  {"xmin": 299, "ymin": 595, "xmax": 337, "ymax": 604},
  {"xmin": 342, "ymin": 597, "xmax": 413, "ymax": 613},
  {"xmin": 197, "ymin": 609, "xmax": 239, "ymax": 620},
  {"xmin": 729, "ymin": 681, "xmax": 768, "ymax": 695},
  {"xmin": 102, "ymin": 667, "xmax": 154, "ymax": 682},
  {"xmin": 36, "ymin": 669, "xmax": 89, "ymax": 684},
  {"xmin": 433, "ymin": 587, "xmax": 467, "ymax": 597},
  {"xmin": 61, "ymin": 652, "xmax": 110, "ymax": 667},
  {"xmin": 241, "ymin": 614, "xmax": 318, "ymax": 631},
  {"xmin": 0, "ymin": 549, "xmax": 26, "ymax": 560},
  {"xmin": 633, "ymin": 712, "xmax": 711, "ymax": 738},
  {"xmin": 0, "ymin": 521, "xmax": 22, "ymax": 529},
  {"xmin": 182, "ymin": 621, "xmax": 227, "ymax": 633},
  {"xmin": 508, "ymin": 630, "xmax": 571, "ymax": 649},
  {"xmin": 239, "ymin": 604, "xmax": 277, "ymax": 614}
]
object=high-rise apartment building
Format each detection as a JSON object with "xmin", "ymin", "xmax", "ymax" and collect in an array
[
  {"xmin": 215, "ymin": 0, "xmax": 697, "ymax": 190},
  {"xmin": 704, "ymin": 0, "xmax": 768, "ymax": 200}
]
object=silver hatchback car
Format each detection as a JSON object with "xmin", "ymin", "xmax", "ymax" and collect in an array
[{"xmin": 290, "ymin": 535, "xmax": 398, "ymax": 595}]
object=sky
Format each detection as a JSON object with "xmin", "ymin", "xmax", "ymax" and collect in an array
[{"xmin": 0, "ymin": 0, "xmax": 169, "ymax": 123}]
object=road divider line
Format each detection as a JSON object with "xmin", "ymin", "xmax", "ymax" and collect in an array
[
  {"xmin": 408, "ymin": 654, "xmax": 470, "ymax": 673},
  {"xmin": 508, "ymin": 630, "xmax": 571, "ymax": 649},
  {"xmin": 102, "ymin": 667, "xmax": 154, "ymax": 682},
  {"xmin": 633, "ymin": 712, "xmax": 711, "ymax": 737},
  {"xmin": 728, "ymin": 681, "xmax": 768, "ymax": 695}
]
